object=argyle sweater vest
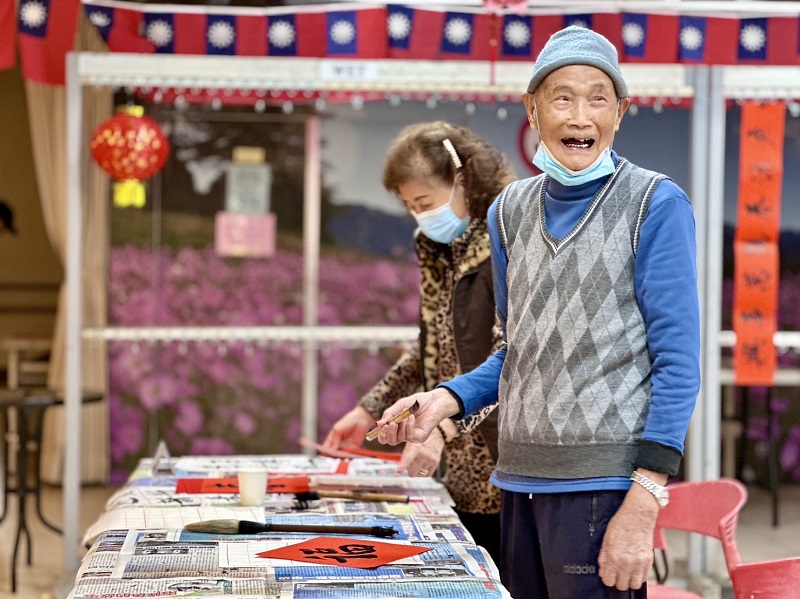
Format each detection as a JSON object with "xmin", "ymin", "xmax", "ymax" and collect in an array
[{"xmin": 495, "ymin": 160, "xmax": 665, "ymax": 479}]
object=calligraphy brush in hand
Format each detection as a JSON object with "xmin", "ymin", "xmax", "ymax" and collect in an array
[
  {"xmin": 184, "ymin": 519, "xmax": 398, "ymax": 538},
  {"xmin": 364, "ymin": 400, "xmax": 419, "ymax": 441}
]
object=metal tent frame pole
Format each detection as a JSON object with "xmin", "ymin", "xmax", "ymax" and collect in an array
[
  {"xmin": 302, "ymin": 116, "xmax": 322, "ymax": 450},
  {"xmin": 686, "ymin": 65, "xmax": 727, "ymax": 579}
]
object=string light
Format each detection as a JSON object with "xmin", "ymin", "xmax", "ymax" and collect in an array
[{"xmin": 350, "ymin": 95, "xmax": 364, "ymax": 110}]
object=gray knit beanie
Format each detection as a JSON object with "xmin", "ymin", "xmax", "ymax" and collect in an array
[{"xmin": 527, "ymin": 26, "xmax": 628, "ymax": 98}]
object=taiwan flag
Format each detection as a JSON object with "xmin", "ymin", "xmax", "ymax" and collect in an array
[
  {"xmin": 678, "ymin": 16, "xmax": 738, "ymax": 64},
  {"xmin": 387, "ymin": 6, "xmax": 442, "ymax": 60},
  {"xmin": 18, "ymin": 0, "xmax": 81, "ymax": 84},
  {"xmin": 325, "ymin": 9, "xmax": 386, "ymax": 58},
  {"xmin": 439, "ymin": 11, "xmax": 493, "ymax": 61},
  {"xmin": 84, "ymin": 4, "xmax": 155, "ymax": 54},
  {"xmin": 737, "ymin": 17, "xmax": 798, "ymax": 65},
  {"xmin": 500, "ymin": 14, "xmax": 534, "ymax": 60},
  {"xmin": 266, "ymin": 12, "xmax": 326, "ymax": 57},
  {"xmin": 621, "ymin": 13, "xmax": 679, "ymax": 63},
  {"xmin": 203, "ymin": 15, "xmax": 266, "ymax": 56}
]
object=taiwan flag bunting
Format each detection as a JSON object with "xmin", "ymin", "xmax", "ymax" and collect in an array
[
  {"xmin": 325, "ymin": 8, "xmax": 386, "ymax": 58},
  {"xmin": 85, "ymin": 4, "xmax": 155, "ymax": 55},
  {"xmin": 737, "ymin": 17, "xmax": 798, "ymax": 65},
  {"xmin": 18, "ymin": 0, "xmax": 81, "ymax": 84},
  {"xmin": 678, "ymin": 16, "xmax": 738, "ymax": 64},
  {"xmin": 266, "ymin": 12, "xmax": 325, "ymax": 57},
  {"xmin": 0, "ymin": 0, "xmax": 16, "ymax": 70},
  {"xmin": 439, "ymin": 11, "xmax": 493, "ymax": 61},
  {"xmin": 621, "ymin": 14, "xmax": 679, "ymax": 63},
  {"xmin": 202, "ymin": 15, "xmax": 267, "ymax": 57},
  {"xmin": 387, "ymin": 6, "xmax": 442, "ymax": 60},
  {"xmin": 500, "ymin": 14, "xmax": 533, "ymax": 60}
]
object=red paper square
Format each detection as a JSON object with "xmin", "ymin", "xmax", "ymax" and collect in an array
[{"xmin": 256, "ymin": 536, "xmax": 430, "ymax": 568}]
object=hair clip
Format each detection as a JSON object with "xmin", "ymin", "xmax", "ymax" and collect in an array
[{"xmin": 442, "ymin": 138, "xmax": 463, "ymax": 170}]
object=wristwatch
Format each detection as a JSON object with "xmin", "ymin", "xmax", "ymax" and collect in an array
[{"xmin": 630, "ymin": 471, "xmax": 670, "ymax": 508}]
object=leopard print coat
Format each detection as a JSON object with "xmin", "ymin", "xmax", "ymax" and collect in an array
[{"xmin": 360, "ymin": 219, "xmax": 503, "ymax": 515}]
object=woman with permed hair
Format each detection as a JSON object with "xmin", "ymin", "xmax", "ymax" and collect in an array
[{"xmin": 324, "ymin": 121, "xmax": 516, "ymax": 566}]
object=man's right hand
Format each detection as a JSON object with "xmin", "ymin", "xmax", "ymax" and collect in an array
[
  {"xmin": 323, "ymin": 406, "xmax": 375, "ymax": 450},
  {"xmin": 375, "ymin": 388, "xmax": 460, "ymax": 446}
]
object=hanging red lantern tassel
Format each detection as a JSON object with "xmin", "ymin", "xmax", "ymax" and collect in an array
[{"xmin": 89, "ymin": 106, "xmax": 170, "ymax": 208}]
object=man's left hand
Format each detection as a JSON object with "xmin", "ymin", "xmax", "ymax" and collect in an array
[{"xmin": 598, "ymin": 470, "xmax": 666, "ymax": 591}]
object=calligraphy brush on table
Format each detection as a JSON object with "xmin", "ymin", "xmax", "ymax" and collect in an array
[
  {"xmin": 184, "ymin": 519, "xmax": 398, "ymax": 538},
  {"xmin": 293, "ymin": 490, "xmax": 409, "ymax": 510},
  {"xmin": 364, "ymin": 400, "xmax": 420, "ymax": 442}
]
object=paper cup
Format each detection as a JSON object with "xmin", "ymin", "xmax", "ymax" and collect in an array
[{"xmin": 237, "ymin": 467, "xmax": 268, "ymax": 507}]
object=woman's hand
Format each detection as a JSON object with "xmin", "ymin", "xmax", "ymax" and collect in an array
[
  {"xmin": 323, "ymin": 406, "xmax": 375, "ymax": 450},
  {"xmin": 397, "ymin": 428, "xmax": 446, "ymax": 477}
]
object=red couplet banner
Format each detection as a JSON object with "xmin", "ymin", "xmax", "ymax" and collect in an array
[{"xmin": 733, "ymin": 102, "xmax": 784, "ymax": 386}]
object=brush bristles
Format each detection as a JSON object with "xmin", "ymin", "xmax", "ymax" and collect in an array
[{"xmin": 183, "ymin": 519, "xmax": 241, "ymax": 534}]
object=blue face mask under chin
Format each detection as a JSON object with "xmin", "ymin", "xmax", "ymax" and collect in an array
[
  {"xmin": 531, "ymin": 100, "xmax": 618, "ymax": 186},
  {"xmin": 413, "ymin": 183, "xmax": 470, "ymax": 244},
  {"xmin": 533, "ymin": 142, "xmax": 615, "ymax": 186}
]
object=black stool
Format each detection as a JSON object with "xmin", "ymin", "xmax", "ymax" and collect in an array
[{"xmin": 0, "ymin": 388, "xmax": 102, "ymax": 592}]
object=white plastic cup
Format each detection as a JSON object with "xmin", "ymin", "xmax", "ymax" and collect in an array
[{"xmin": 237, "ymin": 467, "xmax": 268, "ymax": 507}]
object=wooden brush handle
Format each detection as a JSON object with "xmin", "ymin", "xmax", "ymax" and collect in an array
[{"xmin": 317, "ymin": 491, "xmax": 409, "ymax": 503}]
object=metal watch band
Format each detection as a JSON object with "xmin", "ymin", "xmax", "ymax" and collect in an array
[{"xmin": 630, "ymin": 471, "xmax": 669, "ymax": 507}]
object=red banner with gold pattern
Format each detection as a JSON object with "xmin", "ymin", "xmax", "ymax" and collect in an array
[{"xmin": 733, "ymin": 102, "xmax": 784, "ymax": 385}]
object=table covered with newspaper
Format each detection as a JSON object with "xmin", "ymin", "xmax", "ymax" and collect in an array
[{"xmin": 69, "ymin": 453, "xmax": 512, "ymax": 598}]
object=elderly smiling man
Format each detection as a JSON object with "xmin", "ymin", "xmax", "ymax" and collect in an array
[{"xmin": 373, "ymin": 26, "xmax": 700, "ymax": 599}]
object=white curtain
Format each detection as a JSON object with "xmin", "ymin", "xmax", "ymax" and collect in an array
[{"xmin": 28, "ymin": 14, "xmax": 110, "ymax": 484}]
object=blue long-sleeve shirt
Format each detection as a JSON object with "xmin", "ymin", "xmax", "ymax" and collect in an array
[{"xmin": 440, "ymin": 154, "xmax": 700, "ymax": 494}]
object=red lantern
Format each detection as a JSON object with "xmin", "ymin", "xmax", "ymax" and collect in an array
[{"xmin": 89, "ymin": 106, "xmax": 170, "ymax": 208}]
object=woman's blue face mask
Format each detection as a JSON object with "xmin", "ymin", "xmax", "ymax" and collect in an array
[{"xmin": 412, "ymin": 182, "xmax": 470, "ymax": 244}]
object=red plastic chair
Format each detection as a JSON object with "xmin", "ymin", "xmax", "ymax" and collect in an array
[
  {"xmin": 730, "ymin": 556, "xmax": 800, "ymax": 598},
  {"xmin": 648, "ymin": 479, "xmax": 748, "ymax": 598}
]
